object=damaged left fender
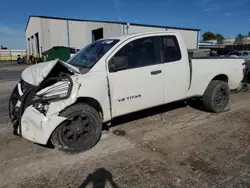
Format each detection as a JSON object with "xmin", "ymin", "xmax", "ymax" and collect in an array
[
  {"xmin": 9, "ymin": 60, "xmax": 81, "ymax": 143},
  {"xmin": 21, "ymin": 106, "xmax": 67, "ymax": 144},
  {"xmin": 10, "ymin": 59, "xmax": 111, "ymax": 145},
  {"xmin": 45, "ymin": 75, "xmax": 82, "ymax": 116},
  {"xmin": 20, "ymin": 75, "xmax": 82, "ymax": 144}
]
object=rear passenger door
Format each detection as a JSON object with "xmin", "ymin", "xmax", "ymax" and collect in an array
[{"xmin": 158, "ymin": 35, "xmax": 190, "ymax": 103}]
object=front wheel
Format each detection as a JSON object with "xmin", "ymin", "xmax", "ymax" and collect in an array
[
  {"xmin": 51, "ymin": 103, "xmax": 102, "ymax": 153},
  {"xmin": 202, "ymin": 80, "xmax": 230, "ymax": 113}
]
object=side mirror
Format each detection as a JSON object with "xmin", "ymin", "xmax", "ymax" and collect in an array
[{"xmin": 109, "ymin": 56, "xmax": 128, "ymax": 71}]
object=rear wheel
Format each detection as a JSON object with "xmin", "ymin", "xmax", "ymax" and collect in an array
[
  {"xmin": 247, "ymin": 72, "xmax": 250, "ymax": 82},
  {"xmin": 51, "ymin": 103, "xmax": 102, "ymax": 153},
  {"xmin": 202, "ymin": 80, "xmax": 230, "ymax": 113}
]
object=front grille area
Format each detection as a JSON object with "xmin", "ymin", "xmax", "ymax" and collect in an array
[
  {"xmin": 20, "ymin": 80, "xmax": 33, "ymax": 94},
  {"xmin": 9, "ymin": 80, "xmax": 33, "ymax": 120},
  {"xmin": 10, "ymin": 80, "xmax": 36, "ymax": 135}
]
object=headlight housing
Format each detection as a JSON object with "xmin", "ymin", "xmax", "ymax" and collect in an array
[
  {"xmin": 30, "ymin": 75, "xmax": 73, "ymax": 114},
  {"xmin": 36, "ymin": 80, "xmax": 71, "ymax": 100},
  {"xmin": 32, "ymin": 75, "xmax": 73, "ymax": 103}
]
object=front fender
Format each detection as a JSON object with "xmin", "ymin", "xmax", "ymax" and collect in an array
[{"xmin": 46, "ymin": 75, "xmax": 82, "ymax": 116}]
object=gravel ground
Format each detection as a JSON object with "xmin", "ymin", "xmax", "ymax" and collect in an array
[{"xmin": 1, "ymin": 61, "xmax": 250, "ymax": 188}]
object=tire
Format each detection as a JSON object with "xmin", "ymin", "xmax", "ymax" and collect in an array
[
  {"xmin": 51, "ymin": 103, "xmax": 102, "ymax": 153},
  {"xmin": 202, "ymin": 80, "xmax": 230, "ymax": 113}
]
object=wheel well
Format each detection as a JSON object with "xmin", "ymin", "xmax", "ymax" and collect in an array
[
  {"xmin": 76, "ymin": 97, "xmax": 103, "ymax": 119},
  {"xmin": 212, "ymin": 74, "xmax": 228, "ymax": 83}
]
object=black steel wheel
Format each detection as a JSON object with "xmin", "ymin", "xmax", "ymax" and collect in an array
[
  {"xmin": 203, "ymin": 80, "xmax": 230, "ymax": 113},
  {"xmin": 214, "ymin": 87, "xmax": 228, "ymax": 107},
  {"xmin": 51, "ymin": 103, "xmax": 102, "ymax": 153}
]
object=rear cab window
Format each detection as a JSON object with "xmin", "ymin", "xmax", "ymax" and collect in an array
[{"xmin": 159, "ymin": 35, "xmax": 182, "ymax": 63}]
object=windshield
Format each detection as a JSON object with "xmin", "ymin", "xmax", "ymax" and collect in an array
[{"xmin": 67, "ymin": 39, "xmax": 119, "ymax": 68}]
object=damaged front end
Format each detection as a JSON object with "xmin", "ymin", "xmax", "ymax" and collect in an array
[{"xmin": 9, "ymin": 60, "xmax": 81, "ymax": 144}]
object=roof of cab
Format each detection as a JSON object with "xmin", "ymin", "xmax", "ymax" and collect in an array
[{"xmin": 104, "ymin": 31, "xmax": 176, "ymax": 41}]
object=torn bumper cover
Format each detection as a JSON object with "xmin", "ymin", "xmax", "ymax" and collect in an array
[
  {"xmin": 9, "ymin": 60, "xmax": 82, "ymax": 144},
  {"xmin": 9, "ymin": 77, "xmax": 81, "ymax": 145},
  {"xmin": 9, "ymin": 77, "xmax": 72, "ymax": 144},
  {"xmin": 20, "ymin": 106, "xmax": 66, "ymax": 144}
]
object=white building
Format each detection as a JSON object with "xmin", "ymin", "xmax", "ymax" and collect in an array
[
  {"xmin": 222, "ymin": 38, "xmax": 235, "ymax": 45},
  {"xmin": 222, "ymin": 37, "xmax": 250, "ymax": 46},
  {"xmin": 199, "ymin": 40, "xmax": 218, "ymax": 47},
  {"xmin": 222, "ymin": 37, "xmax": 250, "ymax": 45},
  {"xmin": 0, "ymin": 49, "xmax": 27, "ymax": 61},
  {"xmin": 25, "ymin": 15, "xmax": 200, "ymax": 56},
  {"xmin": 243, "ymin": 37, "xmax": 250, "ymax": 45}
]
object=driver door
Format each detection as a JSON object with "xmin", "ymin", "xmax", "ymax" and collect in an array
[{"xmin": 107, "ymin": 36, "xmax": 164, "ymax": 118}]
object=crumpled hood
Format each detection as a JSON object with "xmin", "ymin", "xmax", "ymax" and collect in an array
[{"xmin": 21, "ymin": 60, "xmax": 80, "ymax": 86}]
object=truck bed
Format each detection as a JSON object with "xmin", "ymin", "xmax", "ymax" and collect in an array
[
  {"xmin": 188, "ymin": 49, "xmax": 210, "ymax": 58},
  {"xmin": 188, "ymin": 49, "xmax": 244, "ymax": 60},
  {"xmin": 186, "ymin": 58, "xmax": 244, "ymax": 98}
]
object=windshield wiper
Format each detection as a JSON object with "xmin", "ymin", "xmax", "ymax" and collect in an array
[{"xmin": 80, "ymin": 65, "xmax": 90, "ymax": 70}]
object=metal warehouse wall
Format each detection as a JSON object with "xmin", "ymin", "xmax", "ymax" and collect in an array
[
  {"xmin": 167, "ymin": 28, "xmax": 199, "ymax": 49},
  {"xmin": 42, "ymin": 19, "xmax": 68, "ymax": 52},
  {"xmin": 40, "ymin": 18, "xmax": 50, "ymax": 53},
  {"xmin": 128, "ymin": 25, "xmax": 165, "ymax": 33},
  {"xmin": 68, "ymin": 21, "xmax": 122, "ymax": 49},
  {"xmin": 26, "ymin": 17, "xmax": 42, "ymax": 55},
  {"xmin": 27, "ymin": 18, "xmax": 123, "ymax": 53},
  {"xmin": 26, "ymin": 16, "xmax": 200, "ymax": 56}
]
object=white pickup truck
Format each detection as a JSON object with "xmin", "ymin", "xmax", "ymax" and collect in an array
[{"xmin": 9, "ymin": 31, "xmax": 244, "ymax": 153}]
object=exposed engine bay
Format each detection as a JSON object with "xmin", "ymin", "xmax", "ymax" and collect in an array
[{"xmin": 9, "ymin": 60, "xmax": 79, "ymax": 136}]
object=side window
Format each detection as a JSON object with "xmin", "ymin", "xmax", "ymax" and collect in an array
[
  {"xmin": 160, "ymin": 36, "xmax": 181, "ymax": 63},
  {"xmin": 112, "ymin": 37, "xmax": 157, "ymax": 70}
]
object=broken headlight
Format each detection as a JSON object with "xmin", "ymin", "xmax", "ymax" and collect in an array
[
  {"xmin": 30, "ymin": 76, "xmax": 73, "ymax": 114},
  {"xmin": 33, "ymin": 75, "xmax": 73, "ymax": 103},
  {"xmin": 36, "ymin": 80, "xmax": 71, "ymax": 100}
]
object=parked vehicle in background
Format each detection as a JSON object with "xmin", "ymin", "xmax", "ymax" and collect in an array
[
  {"xmin": 224, "ymin": 50, "xmax": 250, "ymax": 61},
  {"xmin": 223, "ymin": 50, "xmax": 240, "ymax": 58},
  {"xmin": 9, "ymin": 31, "xmax": 245, "ymax": 153}
]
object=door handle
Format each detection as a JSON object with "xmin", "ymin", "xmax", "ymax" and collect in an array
[{"xmin": 151, "ymin": 70, "xmax": 162, "ymax": 75}]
